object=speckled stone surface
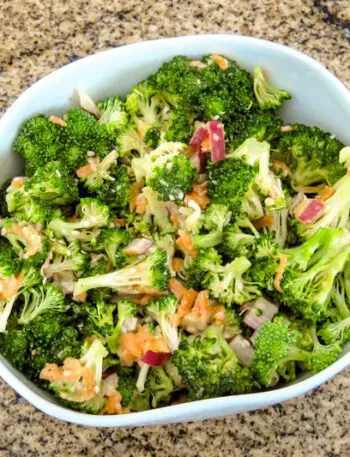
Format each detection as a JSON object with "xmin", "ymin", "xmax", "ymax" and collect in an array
[{"xmin": 0, "ymin": 1, "xmax": 350, "ymax": 455}]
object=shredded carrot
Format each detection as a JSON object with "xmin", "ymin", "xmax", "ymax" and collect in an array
[
  {"xmin": 181, "ymin": 290, "xmax": 212, "ymax": 333},
  {"xmin": 211, "ymin": 54, "xmax": 229, "ymax": 70},
  {"xmin": 11, "ymin": 177, "xmax": 26, "ymax": 188},
  {"xmin": 48, "ymin": 115, "xmax": 67, "ymax": 127},
  {"xmin": 272, "ymin": 160, "xmax": 291, "ymax": 176},
  {"xmin": 174, "ymin": 289, "xmax": 198, "ymax": 326},
  {"xmin": 74, "ymin": 292, "xmax": 87, "ymax": 303},
  {"xmin": 113, "ymin": 218, "xmax": 126, "ymax": 227},
  {"xmin": 201, "ymin": 133, "xmax": 211, "ymax": 151},
  {"xmin": 253, "ymin": 215, "xmax": 273, "ymax": 230},
  {"xmin": 138, "ymin": 295, "xmax": 155, "ymax": 305},
  {"xmin": 169, "ymin": 278, "xmax": 188, "ymax": 299},
  {"xmin": 189, "ymin": 60, "xmax": 208, "ymax": 69},
  {"xmin": 40, "ymin": 358, "xmax": 96, "ymax": 402},
  {"xmin": 172, "ymin": 257, "xmax": 185, "ymax": 273},
  {"xmin": 7, "ymin": 224, "xmax": 42, "ymax": 259},
  {"xmin": 316, "ymin": 186, "xmax": 335, "ymax": 202},
  {"xmin": 76, "ymin": 157, "xmax": 100, "ymax": 178},
  {"xmin": 132, "ymin": 285, "xmax": 165, "ymax": 296},
  {"xmin": 76, "ymin": 164, "xmax": 93, "ymax": 178},
  {"xmin": 118, "ymin": 326, "xmax": 169, "ymax": 366},
  {"xmin": 0, "ymin": 272, "xmax": 23, "ymax": 301},
  {"xmin": 184, "ymin": 146, "xmax": 196, "ymax": 157},
  {"xmin": 184, "ymin": 183, "xmax": 211, "ymax": 209},
  {"xmin": 167, "ymin": 203, "xmax": 182, "ymax": 228},
  {"xmin": 129, "ymin": 181, "xmax": 145, "ymax": 212},
  {"xmin": 105, "ymin": 391, "xmax": 123, "ymax": 414},
  {"xmin": 274, "ymin": 254, "xmax": 288, "ymax": 293},
  {"xmin": 176, "ymin": 230, "xmax": 199, "ymax": 257},
  {"xmin": 135, "ymin": 193, "xmax": 148, "ymax": 214},
  {"xmin": 280, "ymin": 125, "xmax": 293, "ymax": 133}
]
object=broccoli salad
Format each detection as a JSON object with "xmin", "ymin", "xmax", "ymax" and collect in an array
[{"xmin": 0, "ymin": 54, "xmax": 349, "ymax": 415}]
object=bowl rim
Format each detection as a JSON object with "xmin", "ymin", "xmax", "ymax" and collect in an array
[{"xmin": 0, "ymin": 33, "xmax": 350, "ymax": 427}]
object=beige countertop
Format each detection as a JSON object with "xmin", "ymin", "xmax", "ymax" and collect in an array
[{"xmin": 0, "ymin": 0, "xmax": 350, "ymax": 455}]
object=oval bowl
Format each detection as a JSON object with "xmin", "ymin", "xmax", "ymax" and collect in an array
[{"xmin": 0, "ymin": 34, "xmax": 350, "ymax": 427}]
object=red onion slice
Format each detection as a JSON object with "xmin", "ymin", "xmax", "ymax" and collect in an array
[
  {"xmin": 295, "ymin": 198, "xmax": 324, "ymax": 224},
  {"xmin": 141, "ymin": 351, "xmax": 171, "ymax": 366},
  {"xmin": 207, "ymin": 120, "xmax": 225, "ymax": 162},
  {"xmin": 189, "ymin": 124, "xmax": 208, "ymax": 151},
  {"xmin": 125, "ymin": 238, "xmax": 153, "ymax": 255}
]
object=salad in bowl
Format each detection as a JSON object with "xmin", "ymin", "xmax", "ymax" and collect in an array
[{"xmin": 0, "ymin": 51, "xmax": 349, "ymax": 417}]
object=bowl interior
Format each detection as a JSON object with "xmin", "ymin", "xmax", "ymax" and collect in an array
[{"xmin": 0, "ymin": 35, "xmax": 350, "ymax": 426}]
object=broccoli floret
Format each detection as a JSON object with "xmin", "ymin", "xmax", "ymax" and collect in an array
[
  {"xmin": 164, "ymin": 107, "xmax": 194, "ymax": 143},
  {"xmin": 0, "ymin": 329, "xmax": 28, "ymax": 370},
  {"xmin": 27, "ymin": 326, "xmax": 81, "ymax": 379},
  {"xmin": 13, "ymin": 115, "xmax": 63, "ymax": 175},
  {"xmin": 87, "ymin": 254, "xmax": 111, "ymax": 276},
  {"xmin": 172, "ymin": 326, "xmax": 255, "ymax": 400},
  {"xmin": 222, "ymin": 220, "xmax": 259, "ymax": 259},
  {"xmin": 185, "ymin": 247, "xmax": 260, "ymax": 306},
  {"xmin": 116, "ymin": 366, "xmax": 138, "ymax": 407},
  {"xmin": 100, "ymin": 164, "xmax": 132, "ymax": 214},
  {"xmin": 18, "ymin": 284, "xmax": 66, "ymax": 325},
  {"xmin": 125, "ymin": 82, "xmax": 167, "ymax": 139},
  {"xmin": 207, "ymin": 256, "xmax": 261, "ymax": 306},
  {"xmin": 43, "ymin": 240, "xmax": 89, "ymax": 278},
  {"xmin": 297, "ymin": 172, "xmax": 350, "ymax": 238},
  {"xmin": 144, "ymin": 126, "xmax": 161, "ymax": 149},
  {"xmin": 48, "ymin": 198, "xmax": 110, "ymax": 241},
  {"xmin": 77, "ymin": 150, "xmax": 118, "ymax": 193},
  {"xmin": 319, "ymin": 317, "xmax": 350, "ymax": 346},
  {"xmin": 98, "ymin": 96, "xmax": 129, "ymax": 133},
  {"xmin": 74, "ymin": 249, "xmax": 170, "ymax": 297},
  {"xmin": 0, "ymin": 180, "xmax": 11, "ymax": 218},
  {"xmin": 6, "ymin": 188, "xmax": 57, "ymax": 224},
  {"xmin": 318, "ymin": 270, "xmax": 350, "ymax": 345},
  {"xmin": 150, "ymin": 55, "xmax": 256, "ymax": 120},
  {"xmin": 142, "ymin": 187, "xmax": 174, "ymax": 234},
  {"xmin": 146, "ymin": 154, "xmax": 198, "ymax": 203},
  {"xmin": 118, "ymin": 124, "xmax": 151, "ymax": 157},
  {"xmin": 0, "ymin": 263, "xmax": 43, "ymax": 332},
  {"xmin": 280, "ymin": 228, "xmax": 350, "ymax": 321},
  {"xmin": 222, "ymin": 308, "xmax": 243, "ymax": 339},
  {"xmin": 0, "ymin": 240, "xmax": 22, "ymax": 278},
  {"xmin": 193, "ymin": 203, "xmax": 231, "ymax": 249},
  {"xmin": 248, "ymin": 233, "xmax": 279, "ymax": 290},
  {"xmin": 93, "ymin": 227, "xmax": 131, "ymax": 268},
  {"xmin": 227, "ymin": 110, "xmax": 282, "ymax": 150},
  {"xmin": 24, "ymin": 161, "xmax": 79, "ymax": 205},
  {"xmin": 184, "ymin": 247, "xmax": 222, "ymax": 289},
  {"xmin": 84, "ymin": 299, "xmax": 116, "ymax": 339},
  {"xmin": 232, "ymin": 138, "xmax": 285, "ymax": 210},
  {"xmin": 147, "ymin": 366, "xmax": 174, "ymax": 408},
  {"xmin": 207, "ymin": 158, "xmax": 257, "ymax": 216},
  {"xmin": 146, "ymin": 294, "xmax": 179, "ymax": 351},
  {"xmin": 252, "ymin": 317, "xmax": 340, "ymax": 387},
  {"xmin": 63, "ymin": 108, "xmax": 115, "ymax": 166},
  {"xmin": 253, "ymin": 66, "xmax": 291, "ymax": 110},
  {"xmin": 275, "ymin": 124, "xmax": 345, "ymax": 186},
  {"xmin": 13, "ymin": 110, "xmax": 116, "ymax": 176},
  {"xmin": 26, "ymin": 311, "xmax": 67, "ymax": 344},
  {"xmin": 60, "ymin": 395, "xmax": 106, "ymax": 415},
  {"xmin": 106, "ymin": 300, "xmax": 137, "ymax": 353}
]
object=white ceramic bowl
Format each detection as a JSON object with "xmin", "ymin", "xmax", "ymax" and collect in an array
[{"xmin": 0, "ymin": 34, "xmax": 350, "ymax": 427}]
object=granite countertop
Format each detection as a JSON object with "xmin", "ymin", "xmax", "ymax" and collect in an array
[{"xmin": 0, "ymin": 0, "xmax": 350, "ymax": 455}]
